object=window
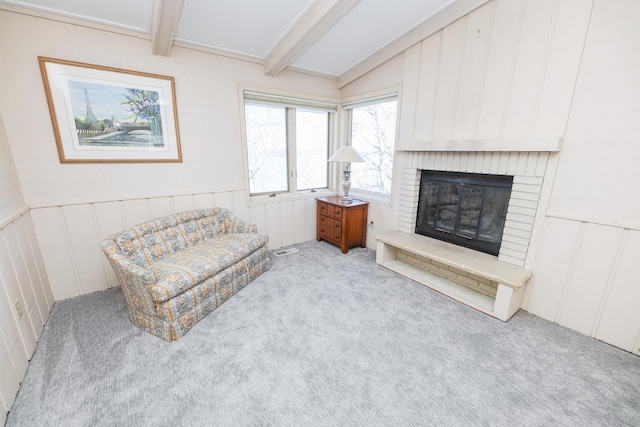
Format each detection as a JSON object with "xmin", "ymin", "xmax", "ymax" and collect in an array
[
  {"xmin": 345, "ymin": 95, "xmax": 398, "ymax": 197},
  {"xmin": 243, "ymin": 91, "xmax": 335, "ymax": 196}
]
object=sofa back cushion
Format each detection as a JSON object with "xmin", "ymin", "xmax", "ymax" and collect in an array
[{"xmin": 112, "ymin": 208, "xmax": 234, "ymax": 267}]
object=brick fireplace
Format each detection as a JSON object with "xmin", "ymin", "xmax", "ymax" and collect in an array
[{"xmin": 396, "ymin": 150, "xmax": 549, "ymax": 268}]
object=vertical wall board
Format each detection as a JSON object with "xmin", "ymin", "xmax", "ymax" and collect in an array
[
  {"xmin": 502, "ymin": 0, "xmax": 555, "ymax": 138},
  {"xmin": 432, "ymin": 17, "xmax": 466, "ymax": 140},
  {"xmin": 13, "ymin": 217, "xmax": 48, "ymax": 326},
  {"xmin": 0, "ymin": 276, "xmax": 28, "ymax": 377},
  {"xmin": 61, "ymin": 205, "xmax": 108, "ymax": 295},
  {"xmin": 121, "ymin": 199, "xmax": 150, "ymax": 228},
  {"xmin": 279, "ymin": 201, "xmax": 294, "ymax": 248},
  {"xmin": 232, "ymin": 190, "xmax": 251, "ymax": 224},
  {"xmin": 378, "ymin": 205, "xmax": 394, "ymax": 235},
  {"xmin": 595, "ymin": 230, "xmax": 640, "ymax": 351},
  {"xmin": 365, "ymin": 202, "xmax": 379, "ymax": 249},
  {"xmin": 172, "ymin": 195, "xmax": 194, "ymax": 213},
  {"xmin": 2, "ymin": 225, "xmax": 40, "ymax": 338},
  {"xmin": 0, "ymin": 329, "xmax": 19, "ymax": 412},
  {"xmin": 93, "ymin": 202, "xmax": 125, "ymax": 238},
  {"xmin": 454, "ymin": 2, "xmax": 493, "ymax": 139},
  {"xmin": 148, "ymin": 197, "xmax": 174, "ymax": 219},
  {"xmin": 515, "ymin": 152, "xmax": 529, "ymax": 176},
  {"xmin": 0, "ymin": 236, "xmax": 36, "ymax": 358},
  {"xmin": 193, "ymin": 193, "xmax": 215, "ymax": 210},
  {"xmin": 533, "ymin": 0, "xmax": 592, "ymax": 138},
  {"xmin": 534, "ymin": 152, "xmax": 549, "ymax": 178},
  {"xmin": 265, "ymin": 203, "xmax": 282, "ymax": 249},
  {"xmin": 30, "ymin": 207, "xmax": 79, "ymax": 300},
  {"xmin": 22, "ymin": 212, "xmax": 54, "ymax": 309},
  {"xmin": 93, "ymin": 202, "xmax": 125, "ymax": 288},
  {"xmin": 476, "ymin": 0, "xmax": 524, "ymax": 138},
  {"xmin": 214, "ymin": 192, "xmax": 233, "ymax": 212},
  {"xmin": 399, "ymin": 44, "xmax": 422, "ymax": 144},
  {"xmin": 251, "ymin": 204, "xmax": 268, "ymax": 247},
  {"xmin": 481, "ymin": 152, "xmax": 493, "ymax": 172},
  {"xmin": 413, "ymin": 34, "xmax": 441, "ymax": 141},
  {"xmin": 304, "ymin": 197, "xmax": 317, "ymax": 242},
  {"xmin": 292, "ymin": 199, "xmax": 307, "ymax": 244},
  {"xmin": 525, "ymin": 217, "xmax": 581, "ymax": 320},
  {"xmin": 558, "ymin": 223, "xmax": 624, "ymax": 336},
  {"xmin": 488, "ymin": 152, "xmax": 501, "ymax": 174}
]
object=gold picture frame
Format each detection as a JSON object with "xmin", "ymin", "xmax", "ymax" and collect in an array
[{"xmin": 38, "ymin": 57, "xmax": 182, "ymax": 163}]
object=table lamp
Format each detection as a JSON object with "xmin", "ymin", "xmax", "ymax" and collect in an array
[{"xmin": 328, "ymin": 145, "xmax": 365, "ymax": 202}]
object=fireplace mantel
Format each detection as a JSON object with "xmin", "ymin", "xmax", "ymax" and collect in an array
[{"xmin": 397, "ymin": 137, "xmax": 562, "ymax": 152}]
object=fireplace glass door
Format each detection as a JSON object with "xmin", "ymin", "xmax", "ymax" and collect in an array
[{"xmin": 416, "ymin": 171, "xmax": 513, "ymax": 256}]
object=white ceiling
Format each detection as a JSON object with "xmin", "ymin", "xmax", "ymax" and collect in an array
[{"xmin": 0, "ymin": 0, "xmax": 472, "ymax": 84}]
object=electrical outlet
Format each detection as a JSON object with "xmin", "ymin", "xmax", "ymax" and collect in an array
[
  {"xmin": 14, "ymin": 300, "xmax": 23, "ymax": 319},
  {"xmin": 369, "ymin": 221, "xmax": 375, "ymax": 229}
]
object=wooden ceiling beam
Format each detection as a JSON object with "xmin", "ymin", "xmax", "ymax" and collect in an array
[
  {"xmin": 264, "ymin": 0, "xmax": 361, "ymax": 77},
  {"xmin": 150, "ymin": 0, "xmax": 185, "ymax": 56}
]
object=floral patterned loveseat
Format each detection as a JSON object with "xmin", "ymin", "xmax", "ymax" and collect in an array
[{"xmin": 101, "ymin": 208, "xmax": 270, "ymax": 341}]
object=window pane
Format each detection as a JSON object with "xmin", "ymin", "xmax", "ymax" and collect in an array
[
  {"xmin": 245, "ymin": 104, "xmax": 288, "ymax": 194},
  {"xmin": 296, "ymin": 109, "xmax": 328, "ymax": 191},
  {"xmin": 350, "ymin": 100, "xmax": 397, "ymax": 194}
]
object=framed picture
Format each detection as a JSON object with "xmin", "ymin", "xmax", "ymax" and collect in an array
[{"xmin": 38, "ymin": 57, "xmax": 182, "ymax": 163}]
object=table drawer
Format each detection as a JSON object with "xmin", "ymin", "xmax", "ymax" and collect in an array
[
  {"xmin": 319, "ymin": 215, "xmax": 342, "ymax": 243},
  {"xmin": 318, "ymin": 202, "xmax": 343, "ymax": 220}
]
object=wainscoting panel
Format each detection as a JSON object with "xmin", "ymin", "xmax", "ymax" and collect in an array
[
  {"xmin": 172, "ymin": 194, "xmax": 195, "ymax": 213},
  {"xmin": 122, "ymin": 199, "xmax": 151, "ymax": 228},
  {"xmin": 557, "ymin": 223, "xmax": 624, "ymax": 336},
  {"xmin": 20, "ymin": 213, "xmax": 54, "ymax": 312},
  {"xmin": 0, "ymin": 209, "xmax": 53, "ymax": 415},
  {"xmin": 148, "ymin": 197, "xmax": 174, "ymax": 219},
  {"xmin": 595, "ymin": 230, "xmax": 640, "ymax": 352},
  {"xmin": 525, "ymin": 215, "xmax": 640, "ymax": 354},
  {"xmin": 30, "ymin": 190, "xmax": 343, "ymax": 301},
  {"xmin": 525, "ymin": 217, "xmax": 584, "ymax": 321},
  {"xmin": 1, "ymin": 224, "xmax": 39, "ymax": 341},
  {"xmin": 12, "ymin": 216, "xmax": 49, "ymax": 326},
  {"xmin": 62, "ymin": 204, "xmax": 108, "ymax": 296}
]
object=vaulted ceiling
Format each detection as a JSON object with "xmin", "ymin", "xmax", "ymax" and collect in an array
[{"xmin": 0, "ymin": 0, "xmax": 488, "ymax": 87}]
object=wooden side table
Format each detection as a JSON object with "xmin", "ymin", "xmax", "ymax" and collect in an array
[{"xmin": 316, "ymin": 196, "xmax": 369, "ymax": 254}]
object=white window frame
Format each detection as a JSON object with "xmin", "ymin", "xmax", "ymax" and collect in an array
[
  {"xmin": 240, "ymin": 87, "xmax": 339, "ymax": 204},
  {"xmin": 341, "ymin": 88, "xmax": 401, "ymax": 205}
]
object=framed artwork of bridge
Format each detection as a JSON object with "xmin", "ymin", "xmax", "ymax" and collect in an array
[{"xmin": 38, "ymin": 57, "xmax": 182, "ymax": 163}]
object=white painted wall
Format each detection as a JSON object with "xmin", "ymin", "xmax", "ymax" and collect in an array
[
  {"xmin": 524, "ymin": 0, "xmax": 640, "ymax": 354},
  {"xmin": 344, "ymin": 0, "xmax": 640, "ymax": 353},
  {"xmin": 0, "ymin": 12, "xmax": 340, "ymax": 207},
  {"xmin": 0, "ymin": 11, "xmax": 341, "ymax": 301},
  {"xmin": 0, "ymin": 110, "xmax": 53, "ymax": 423},
  {"xmin": 1, "ymin": 9, "xmax": 639, "ymax": 422}
]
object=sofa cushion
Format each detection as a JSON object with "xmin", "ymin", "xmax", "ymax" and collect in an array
[{"xmin": 147, "ymin": 232, "xmax": 269, "ymax": 303}]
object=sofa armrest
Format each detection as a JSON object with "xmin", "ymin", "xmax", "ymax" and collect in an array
[
  {"xmin": 102, "ymin": 240, "xmax": 156, "ymax": 304},
  {"xmin": 223, "ymin": 210, "xmax": 258, "ymax": 234}
]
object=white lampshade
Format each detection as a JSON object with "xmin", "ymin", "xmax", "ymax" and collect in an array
[{"xmin": 328, "ymin": 145, "xmax": 365, "ymax": 163}]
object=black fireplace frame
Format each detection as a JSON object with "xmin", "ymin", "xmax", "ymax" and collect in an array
[{"xmin": 415, "ymin": 170, "xmax": 513, "ymax": 256}]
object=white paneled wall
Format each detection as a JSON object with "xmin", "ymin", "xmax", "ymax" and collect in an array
[
  {"xmin": 30, "ymin": 191, "xmax": 336, "ymax": 300},
  {"xmin": 0, "ymin": 210, "xmax": 53, "ymax": 421},
  {"xmin": 0, "ymin": 99, "xmax": 53, "ymax": 422},
  {"xmin": 525, "ymin": 216, "xmax": 640, "ymax": 355},
  {"xmin": 399, "ymin": 0, "xmax": 592, "ymax": 146}
]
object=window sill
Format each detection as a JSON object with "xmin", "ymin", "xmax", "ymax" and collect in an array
[
  {"xmin": 348, "ymin": 189, "xmax": 392, "ymax": 206},
  {"xmin": 248, "ymin": 189, "xmax": 335, "ymax": 206}
]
